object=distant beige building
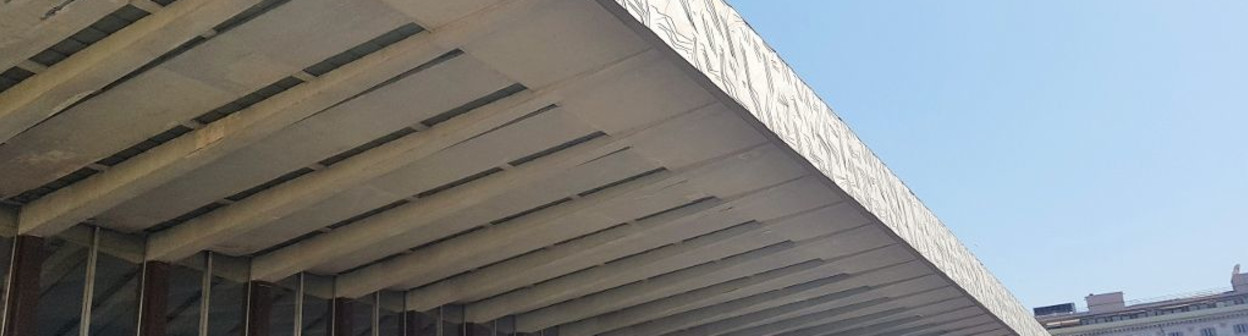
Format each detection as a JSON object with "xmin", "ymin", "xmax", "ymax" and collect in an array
[{"xmin": 1036, "ymin": 266, "xmax": 1248, "ymax": 336}]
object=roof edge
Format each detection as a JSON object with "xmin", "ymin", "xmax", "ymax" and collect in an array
[{"xmin": 595, "ymin": 1, "xmax": 1048, "ymax": 335}]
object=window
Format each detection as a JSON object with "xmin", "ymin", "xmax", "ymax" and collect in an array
[
  {"xmin": 1234, "ymin": 324, "xmax": 1248, "ymax": 335},
  {"xmin": 1202, "ymin": 328, "xmax": 1218, "ymax": 336}
]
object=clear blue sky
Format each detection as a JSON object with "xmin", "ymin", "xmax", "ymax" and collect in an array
[{"xmin": 725, "ymin": 1, "xmax": 1248, "ymax": 309}]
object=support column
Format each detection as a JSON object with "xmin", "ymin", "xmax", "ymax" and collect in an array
[
  {"xmin": 137, "ymin": 261, "xmax": 170, "ymax": 336},
  {"xmin": 246, "ymin": 281, "xmax": 274, "ymax": 336},
  {"xmin": 331, "ymin": 298, "xmax": 353, "ymax": 336},
  {"xmin": 3, "ymin": 235, "xmax": 43, "ymax": 336}
]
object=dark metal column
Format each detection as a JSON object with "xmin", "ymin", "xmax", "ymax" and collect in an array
[
  {"xmin": 331, "ymin": 298, "xmax": 353, "ymax": 336},
  {"xmin": 3, "ymin": 235, "xmax": 44, "ymax": 336},
  {"xmin": 246, "ymin": 281, "xmax": 274, "ymax": 336},
  {"xmin": 137, "ymin": 261, "xmax": 170, "ymax": 336}
]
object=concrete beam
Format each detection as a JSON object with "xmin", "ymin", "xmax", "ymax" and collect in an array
[
  {"xmin": 17, "ymin": 0, "xmax": 564, "ymax": 239},
  {"xmin": 554, "ymin": 247, "xmax": 919, "ymax": 336},
  {"xmin": 691, "ymin": 295, "xmax": 926, "ymax": 336},
  {"xmin": 468, "ymin": 219, "xmax": 773, "ymax": 323},
  {"xmin": 599, "ymin": 279, "xmax": 872, "ymax": 336},
  {"xmin": 250, "ymin": 94, "xmax": 715, "ymax": 282},
  {"xmin": 0, "ymin": 0, "xmax": 421, "ymax": 204},
  {"xmin": 522, "ymin": 237, "xmax": 832, "ymax": 330},
  {"xmin": 555, "ymin": 262, "xmax": 822, "ymax": 336},
  {"xmin": 888, "ymin": 317, "xmax": 998, "ymax": 336},
  {"xmin": 338, "ymin": 144, "xmax": 815, "ymax": 297},
  {"xmin": 400, "ymin": 196, "xmax": 732, "ymax": 309},
  {"xmin": 472, "ymin": 204, "xmax": 896, "ymax": 324},
  {"xmin": 843, "ymin": 321, "xmax": 941, "ymax": 336},
  {"xmin": 965, "ymin": 330, "xmax": 1009, "ymax": 336},
  {"xmin": 675, "ymin": 297, "xmax": 897, "ymax": 336},
  {"xmin": 833, "ymin": 307, "xmax": 989, "ymax": 336},
  {"xmin": 402, "ymin": 146, "xmax": 805, "ymax": 310},
  {"xmin": 788, "ymin": 315, "xmax": 925, "ymax": 336},
  {"xmin": 333, "ymin": 168, "xmax": 678, "ymax": 297},
  {"xmin": 147, "ymin": 49, "xmax": 670, "ymax": 262},
  {"xmin": 0, "ymin": 0, "xmax": 260, "ymax": 146},
  {"xmin": 0, "ymin": 0, "xmax": 125, "ymax": 72},
  {"xmin": 516, "ymin": 202, "xmax": 886, "ymax": 331},
  {"xmin": 517, "ymin": 233, "xmax": 812, "ymax": 331},
  {"xmin": 686, "ymin": 282, "xmax": 961, "ymax": 336},
  {"xmin": 19, "ymin": 18, "xmax": 444, "ymax": 237},
  {"xmin": 606, "ymin": 271, "xmax": 948, "ymax": 336},
  {"xmin": 398, "ymin": 192, "xmax": 725, "ymax": 307},
  {"xmin": 910, "ymin": 319, "xmax": 1000, "ymax": 336},
  {"xmin": 606, "ymin": 258, "xmax": 934, "ymax": 336},
  {"xmin": 788, "ymin": 309, "xmax": 983, "ymax": 336},
  {"xmin": 948, "ymin": 325, "xmax": 1005, "ymax": 336},
  {"xmin": 723, "ymin": 306, "xmax": 910, "ymax": 336},
  {"xmin": 717, "ymin": 296, "xmax": 973, "ymax": 336}
]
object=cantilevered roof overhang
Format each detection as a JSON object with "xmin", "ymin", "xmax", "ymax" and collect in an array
[{"xmin": 0, "ymin": 0, "xmax": 1048, "ymax": 335}]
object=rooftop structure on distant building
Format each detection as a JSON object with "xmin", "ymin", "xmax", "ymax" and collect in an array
[{"xmin": 1035, "ymin": 265, "xmax": 1248, "ymax": 336}]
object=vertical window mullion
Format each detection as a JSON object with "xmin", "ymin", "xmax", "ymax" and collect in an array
[
  {"xmin": 0, "ymin": 235, "xmax": 12, "ymax": 335},
  {"xmin": 199, "ymin": 252, "xmax": 213, "ymax": 336},
  {"xmin": 294, "ymin": 273, "xmax": 304, "ymax": 336},
  {"xmin": 372, "ymin": 292, "xmax": 380, "ymax": 336},
  {"xmin": 78, "ymin": 226, "xmax": 100, "ymax": 336}
]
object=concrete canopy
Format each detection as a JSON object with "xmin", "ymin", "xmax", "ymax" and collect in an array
[{"xmin": 0, "ymin": 0, "xmax": 1047, "ymax": 335}]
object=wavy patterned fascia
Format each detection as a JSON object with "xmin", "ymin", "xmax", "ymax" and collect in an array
[{"xmin": 602, "ymin": 0, "xmax": 1049, "ymax": 335}]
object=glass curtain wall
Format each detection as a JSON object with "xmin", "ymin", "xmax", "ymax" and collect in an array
[
  {"xmin": 300, "ymin": 273, "xmax": 335, "ymax": 336},
  {"xmin": 87, "ymin": 242, "xmax": 141, "ymax": 335},
  {"xmin": 167, "ymin": 255, "xmax": 206, "ymax": 336},
  {"xmin": 270, "ymin": 276, "xmax": 298, "ymax": 336},
  {"xmin": 208, "ymin": 254, "xmax": 246, "ymax": 336},
  {"xmin": 0, "ymin": 235, "xmax": 12, "ymax": 333},
  {"xmin": 36, "ymin": 235, "xmax": 89, "ymax": 336},
  {"xmin": 378, "ymin": 291, "xmax": 404, "ymax": 336},
  {"xmin": 0, "ymin": 230, "xmax": 426, "ymax": 336}
]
